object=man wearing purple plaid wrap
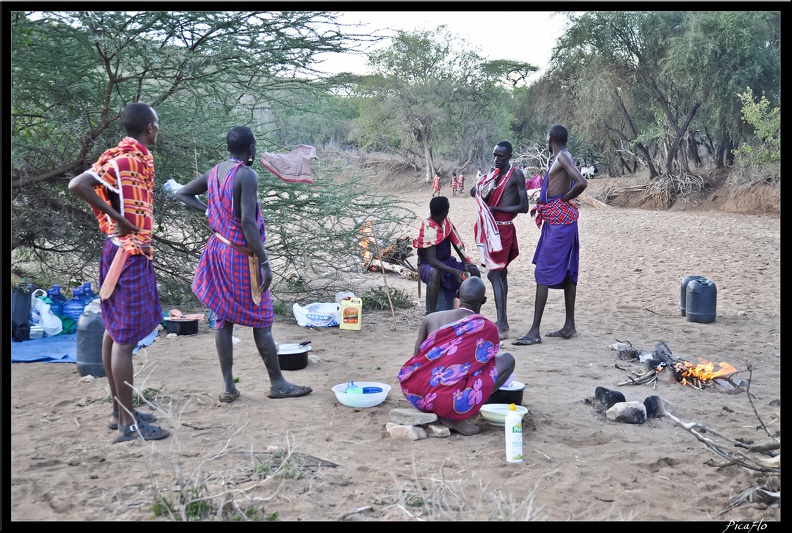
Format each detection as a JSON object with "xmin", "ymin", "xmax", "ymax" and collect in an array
[
  {"xmin": 176, "ymin": 126, "xmax": 312, "ymax": 403},
  {"xmin": 69, "ymin": 102, "xmax": 169, "ymax": 442}
]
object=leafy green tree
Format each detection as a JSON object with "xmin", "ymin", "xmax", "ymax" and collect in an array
[
  {"xmin": 350, "ymin": 26, "xmax": 511, "ymax": 181},
  {"xmin": 10, "ymin": 10, "xmax": 408, "ymax": 305},
  {"xmin": 733, "ymin": 88, "xmax": 780, "ymax": 168},
  {"xmin": 519, "ymin": 11, "xmax": 780, "ymax": 183},
  {"xmin": 664, "ymin": 11, "xmax": 780, "ymax": 168}
]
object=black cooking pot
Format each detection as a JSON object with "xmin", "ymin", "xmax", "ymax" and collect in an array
[
  {"xmin": 485, "ymin": 381, "xmax": 525, "ymax": 406},
  {"xmin": 277, "ymin": 341, "xmax": 311, "ymax": 371}
]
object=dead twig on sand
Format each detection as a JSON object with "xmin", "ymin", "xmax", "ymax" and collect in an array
[{"xmin": 339, "ymin": 506, "xmax": 373, "ymax": 520}]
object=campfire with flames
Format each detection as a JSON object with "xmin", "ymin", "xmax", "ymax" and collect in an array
[
  {"xmin": 614, "ymin": 341, "xmax": 744, "ymax": 391},
  {"xmin": 672, "ymin": 358, "xmax": 738, "ymax": 387},
  {"xmin": 358, "ymin": 221, "xmax": 418, "ymax": 281}
]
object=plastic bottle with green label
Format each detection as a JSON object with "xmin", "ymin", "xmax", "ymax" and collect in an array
[{"xmin": 505, "ymin": 403, "xmax": 523, "ymax": 463}]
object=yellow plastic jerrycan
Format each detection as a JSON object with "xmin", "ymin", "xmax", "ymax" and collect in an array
[{"xmin": 339, "ymin": 297, "xmax": 363, "ymax": 331}]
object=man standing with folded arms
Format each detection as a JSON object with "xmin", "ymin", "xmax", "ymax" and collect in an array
[{"xmin": 69, "ymin": 102, "xmax": 169, "ymax": 442}]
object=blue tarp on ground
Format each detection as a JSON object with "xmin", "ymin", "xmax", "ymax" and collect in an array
[{"xmin": 10, "ymin": 328, "xmax": 159, "ymax": 364}]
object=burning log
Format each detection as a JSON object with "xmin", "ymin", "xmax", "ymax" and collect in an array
[
  {"xmin": 358, "ymin": 222, "xmax": 416, "ymax": 278},
  {"xmin": 614, "ymin": 341, "xmax": 741, "ymax": 391},
  {"xmin": 378, "ymin": 237, "xmax": 416, "ymax": 270},
  {"xmin": 672, "ymin": 358, "xmax": 737, "ymax": 385},
  {"xmin": 367, "ymin": 259, "xmax": 419, "ymax": 281}
]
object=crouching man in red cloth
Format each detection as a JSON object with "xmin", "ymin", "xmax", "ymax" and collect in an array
[{"xmin": 398, "ymin": 277, "xmax": 516, "ymax": 436}]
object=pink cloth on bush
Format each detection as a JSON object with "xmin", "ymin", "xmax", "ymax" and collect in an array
[{"xmin": 259, "ymin": 144, "xmax": 318, "ymax": 184}]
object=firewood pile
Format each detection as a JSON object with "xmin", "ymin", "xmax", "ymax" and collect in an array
[
  {"xmin": 611, "ymin": 340, "xmax": 744, "ymax": 392},
  {"xmin": 363, "ymin": 236, "xmax": 418, "ymax": 281}
]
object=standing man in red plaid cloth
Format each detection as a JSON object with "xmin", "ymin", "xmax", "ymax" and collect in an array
[
  {"xmin": 176, "ymin": 126, "xmax": 312, "ymax": 403},
  {"xmin": 69, "ymin": 102, "xmax": 169, "ymax": 442},
  {"xmin": 471, "ymin": 141, "xmax": 530, "ymax": 340}
]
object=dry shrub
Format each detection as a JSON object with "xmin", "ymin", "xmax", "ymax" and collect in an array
[
  {"xmin": 379, "ymin": 455, "xmax": 543, "ymax": 521},
  {"xmin": 726, "ymin": 162, "xmax": 780, "ymax": 191},
  {"xmin": 639, "ymin": 173, "xmax": 706, "ymax": 209}
]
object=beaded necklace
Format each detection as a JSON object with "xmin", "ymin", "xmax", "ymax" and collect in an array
[{"xmin": 491, "ymin": 165, "xmax": 511, "ymax": 191}]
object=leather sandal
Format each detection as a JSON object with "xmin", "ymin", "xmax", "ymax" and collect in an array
[{"xmin": 108, "ymin": 409, "xmax": 157, "ymax": 430}]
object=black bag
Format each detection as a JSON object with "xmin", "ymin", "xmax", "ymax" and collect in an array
[{"xmin": 12, "ymin": 285, "xmax": 32, "ymax": 342}]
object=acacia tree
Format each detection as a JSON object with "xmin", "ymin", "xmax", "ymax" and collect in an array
[
  {"xmin": 524, "ymin": 11, "xmax": 780, "ymax": 182},
  {"xmin": 10, "ymin": 10, "xmax": 411, "ymax": 305},
  {"xmin": 350, "ymin": 26, "xmax": 511, "ymax": 181}
]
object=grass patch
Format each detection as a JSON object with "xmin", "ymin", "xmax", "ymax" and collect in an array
[
  {"xmin": 103, "ymin": 387, "xmax": 162, "ymax": 407},
  {"xmin": 360, "ymin": 286, "xmax": 413, "ymax": 311},
  {"xmin": 253, "ymin": 449, "xmax": 308, "ymax": 480}
]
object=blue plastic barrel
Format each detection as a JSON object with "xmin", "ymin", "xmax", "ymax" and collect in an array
[
  {"xmin": 686, "ymin": 278, "xmax": 717, "ymax": 324},
  {"xmin": 680, "ymin": 275, "xmax": 705, "ymax": 317}
]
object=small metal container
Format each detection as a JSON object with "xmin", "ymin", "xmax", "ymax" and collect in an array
[{"xmin": 277, "ymin": 341, "xmax": 311, "ymax": 371}]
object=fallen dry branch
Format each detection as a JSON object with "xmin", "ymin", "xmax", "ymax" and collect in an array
[
  {"xmin": 665, "ymin": 411, "xmax": 780, "ymax": 473},
  {"xmin": 639, "ymin": 172, "xmax": 706, "ymax": 208},
  {"xmin": 339, "ymin": 505, "xmax": 373, "ymax": 520},
  {"xmin": 720, "ymin": 486, "xmax": 780, "ymax": 515},
  {"xmin": 615, "ymin": 362, "xmax": 664, "ymax": 388}
]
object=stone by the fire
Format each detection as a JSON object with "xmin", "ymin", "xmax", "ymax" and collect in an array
[
  {"xmin": 389, "ymin": 407, "xmax": 438, "ymax": 426},
  {"xmin": 594, "ymin": 386, "xmax": 626, "ymax": 411},
  {"xmin": 386, "ymin": 423, "xmax": 427, "ymax": 440},
  {"xmin": 644, "ymin": 395, "xmax": 673, "ymax": 418},
  {"xmin": 606, "ymin": 401, "xmax": 647, "ymax": 424}
]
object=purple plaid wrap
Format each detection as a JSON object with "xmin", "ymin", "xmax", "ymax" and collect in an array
[
  {"xmin": 192, "ymin": 162, "xmax": 273, "ymax": 328},
  {"xmin": 99, "ymin": 238, "xmax": 162, "ymax": 345}
]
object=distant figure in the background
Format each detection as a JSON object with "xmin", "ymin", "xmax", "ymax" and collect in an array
[
  {"xmin": 525, "ymin": 170, "xmax": 544, "ymax": 191},
  {"xmin": 525, "ymin": 168, "xmax": 545, "ymax": 203},
  {"xmin": 457, "ymin": 172, "xmax": 465, "ymax": 195},
  {"xmin": 432, "ymin": 170, "xmax": 441, "ymax": 197},
  {"xmin": 450, "ymin": 171, "xmax": 459, "ymax": 196}
]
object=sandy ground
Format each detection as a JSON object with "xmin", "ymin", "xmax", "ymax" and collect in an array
[{"xmin": 8, "ymin": 177, "xmax": 780, "ymax": 522}]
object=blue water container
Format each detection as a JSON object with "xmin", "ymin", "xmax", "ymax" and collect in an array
[
  {"xmin": 46, "ymin": 289, "xmax": 64, "ymax": 316},
  {"xmin": 680, "ymin": 275, "xmax": 705, "ymax": 317},
  {"xmin": 63, "ymin": 288, "xmax": 87, "ymax": 323},
  {"xmin": 686, "ymin": 278, "xmax": 717, "ymax": 324},
  {"xmin": 50, "ymin": 285, "xmax": 69, "ymax": 304},
  {"xmin": 82, "ymin": 282, "xmax": 98, "ymax": 303}
]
